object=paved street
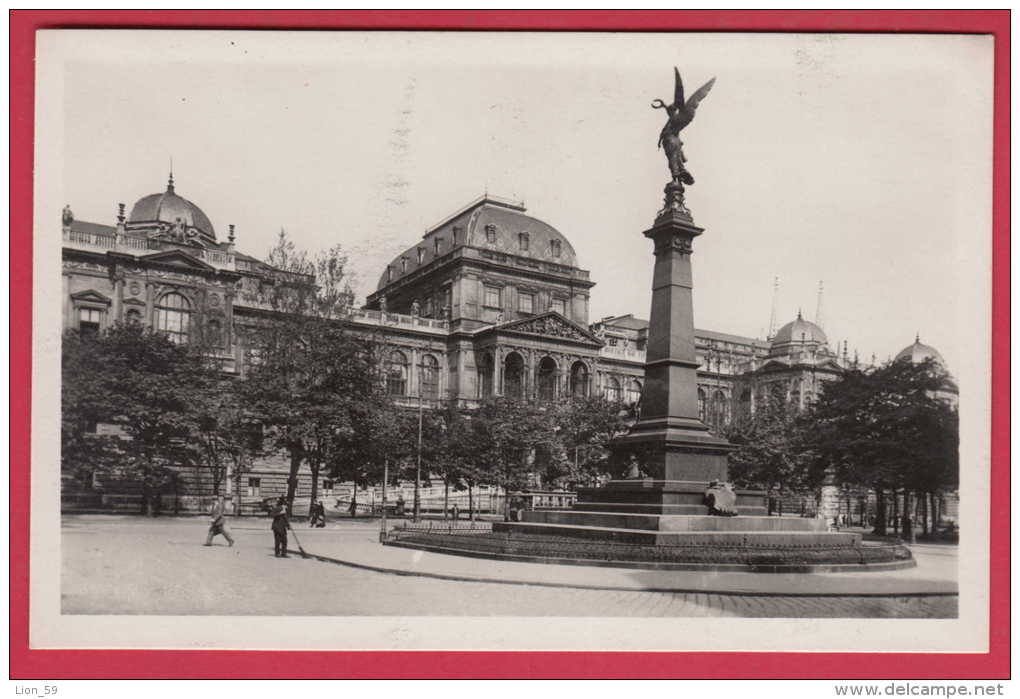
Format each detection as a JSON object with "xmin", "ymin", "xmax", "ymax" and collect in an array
[{"xmin": 62, "ymin": 515, "xmax": 957, "ymax": 618}]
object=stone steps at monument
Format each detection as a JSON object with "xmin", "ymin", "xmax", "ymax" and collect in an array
[
  {"xmin": 572, "ymin": 502, "xmax": 711, "ymax": 515},
  {"xmin": 525, "ymin": 510, "xmax": 827, "ymax": 532},
  {"xmin": 492, "ymin": 521, "xmax": 862, "ymax": 547},
  {"xmin": 571, "ymin": 501, "xmax": 769, "ymax": 516}
]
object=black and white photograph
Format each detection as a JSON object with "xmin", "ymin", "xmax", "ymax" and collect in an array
[{"xmin": 32, "ymin": 29, "xmax": 992, "ymax": 652}]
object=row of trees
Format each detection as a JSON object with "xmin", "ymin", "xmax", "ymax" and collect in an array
[
  {"xmin": 61, "ymin": 233, "xmax": 632, "ymax": 517},
  {"xmin": 724, "ymin": 358, "xmax": 959, "ymax": 535}
]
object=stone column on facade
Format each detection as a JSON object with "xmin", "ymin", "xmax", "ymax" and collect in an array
[
  {"xmin": 494, "ymin": 347, "xmax": 503, "ymax": 397},
  {"xmin": 111, "ymin": 268, "xmax": 124, "ymax": 324},
  {"xmin": 62, "ymin": 274, "xmax": 71, "ymax": 328},
  {"xmin": 223, "ymin": 287, "xmax": 235, "ymax": 352},
  {"xmin": 409, "ymin": 347, "xmax": 419, "ymax": 399},
  {"xmin": 145, "ymin": 282, "xmax": 156, "ymax": 326}
]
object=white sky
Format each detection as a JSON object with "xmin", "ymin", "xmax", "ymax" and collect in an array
[{"xmin": 56, "ymin": 31, "xmax": 993, "ymax": 373}]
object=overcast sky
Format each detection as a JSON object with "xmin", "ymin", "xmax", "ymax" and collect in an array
[{"xmin": 53, "ymin": 30, "xmax": 992, "ymax": 373}]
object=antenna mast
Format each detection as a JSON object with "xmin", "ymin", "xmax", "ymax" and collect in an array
[
  {"xmin": 815, "ymin": 280, "xmax": 825, "ymax": 329},
  {"xmin": 767, "ymin": 276, "xmax": 780, "ymax": 340}
]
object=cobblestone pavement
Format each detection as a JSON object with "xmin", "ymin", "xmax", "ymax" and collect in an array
[{"xmin": 62, "ymin": 515, "xmax": 956, "ymax": 618}]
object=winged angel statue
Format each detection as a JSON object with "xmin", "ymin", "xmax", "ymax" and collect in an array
[{"xmin": 652, "ymin": 68, "xmax": 715, "ymax": 186}]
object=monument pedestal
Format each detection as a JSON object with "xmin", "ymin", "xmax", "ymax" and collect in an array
[{"xmin": 492, "ymin": 192, "xmax": 882, "ymax": 566}]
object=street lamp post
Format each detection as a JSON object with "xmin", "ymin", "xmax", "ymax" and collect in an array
[
  {"xmin": 414, "ymin": 367, "xmax": 423, "ymax": 522},
  {"xmin": 379, "ymin": 458, "xmax": 389, "ymax": 543}
]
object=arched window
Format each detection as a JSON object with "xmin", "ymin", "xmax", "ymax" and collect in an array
[
  {"xmin": 711, "ymin": 389, "xmax": 729, "ymax": 427},
  {"xmin": 698, "ymin": 388, "xmax": 707, "ymax": 421},
  {"xmin": 504, "ymin": 352, "xmax": 525, "ymax": 399},
  {"xmin": 604, "ymin": 376, "xmax": 622, "ymax": 402},
  {"xmin": 420, "ymin": 354, "xmax": 439, "ymax": 400},
  {"xmin": 569, "ymin": 361, "xmax": 589, "ymax": 398},
  {"xmin": 769, "ymin": 383, "xmax": 786, "ymax": 407},
  {"xmin": 478, "ymin": 352, "xmax": 494, "ymax": 398},
  {"xmin": 124, "ymin": 308, "xmax": 143, "ymax": 326},
  {"xmin": 386, "ymin": 350, "xmax": 409, "ymax": 396},
  {"xmin": 537, "ymin": 357, "xmax": 557, "ymax": 401},
  {"xmin": 738, "ymin": 388, "xmax": 752, "ymax": 417},
  {"xmin": 625, "ymin": 379, "xmax": 642, "ymax": 405},
  {"xmin": 155, "ymin": 292, "xmax": 191, "ymax": 344},
  {"xmin": 206, "ymin": 319, "xmax": 222, "ymax": 348}
]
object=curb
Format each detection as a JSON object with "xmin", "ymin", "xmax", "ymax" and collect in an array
[
  {"xmin": 382, "ymin": 539, "xmax": 919, "ymax": 576},
  {"xmin": 299, "ymin": 545, "xmax": 954, "ymax": 599}
]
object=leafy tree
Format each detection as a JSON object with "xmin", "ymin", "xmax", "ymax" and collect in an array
[
  {"xmin": 195, "ymin": 385, "xmax": 264, "ymax": 508},
  {"xmin": 239, "ymin": 230, "xmax": 381, "ymax": 514},
  {"xmin": 724, "ymin": 395, "xmax": 816, "ymax": 501},
  {"xmin": 466, "ymin": 398, "xmax": 553, "ymax": 515},
  {"xmin": 801, "ymin": 358, "xmax": 959, "ymax": 534},
  {"xmin": 546, "ymin": 396, "xmax": 632, "ymax": 488},
  {"xmin": 61, "ymin": 323, "xmax": 219, "ymax": 516}
]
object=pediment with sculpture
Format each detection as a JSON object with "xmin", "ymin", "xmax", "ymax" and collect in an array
[{"xmin": 496, "ymin": 312, "xmax": 603, "ymax": 346}]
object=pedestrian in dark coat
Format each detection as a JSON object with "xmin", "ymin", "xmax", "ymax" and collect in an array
[
  {"xmin": 271, "ymin": 497, "xmax": 289, "ymax": 558},
  {"xmin": 310, "ymin": 499, "xmax": 326, "ymax": 528},
  {"xmin": 204, "ymin": 495, "xmax": 235, "ymax": 547}
]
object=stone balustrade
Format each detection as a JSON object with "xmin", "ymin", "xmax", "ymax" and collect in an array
[
  {"xmin": 63, "ymin": 228, "xmax": 236, "ymax": 270},
  {"xmin": 599, "ymin": 344, "xmax": 646, "ymax": 363}
]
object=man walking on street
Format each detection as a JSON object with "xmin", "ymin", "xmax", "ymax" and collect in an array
[
  {"xmin": 271, "ymin": 496, "xmax": 290, "ymax": 558},
  {"xmin": 204, "ymin": 495, "xmax": 235, "ymax": 547}
]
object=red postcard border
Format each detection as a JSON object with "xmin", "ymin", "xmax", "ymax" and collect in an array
[{"xmin": 9, "ymin": 10, "xmax": 1010, "ymax": 680}]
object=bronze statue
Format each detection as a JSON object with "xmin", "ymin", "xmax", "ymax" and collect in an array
[{"xmin": 652, "ymin": 68, "xmax": 715, "ymax": 187}]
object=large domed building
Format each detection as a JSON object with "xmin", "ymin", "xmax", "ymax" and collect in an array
[{"xmin": 60, "ymin": 179, "xmax": 949, "ymax": 521}]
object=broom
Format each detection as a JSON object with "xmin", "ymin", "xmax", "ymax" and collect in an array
[{"xmin": 287, "ymin": 523, "xmax": 309, "ymax": 558}]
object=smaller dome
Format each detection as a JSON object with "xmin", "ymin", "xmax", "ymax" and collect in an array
[
  {"xmin": 127, "ymin": 174, "xmax": 216, "ymax": 240},
  {"xmin": 772, "ymin": 311, "xmax": 827, "ymax": 346},
  {"xmin": 895, "ymin": 334, "xmax": 946, "ymax": 366}
]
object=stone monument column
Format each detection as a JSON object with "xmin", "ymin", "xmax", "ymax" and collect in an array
[{"xmin": 613, "ymin": 191, "xmax": 733, "ymax": 483}]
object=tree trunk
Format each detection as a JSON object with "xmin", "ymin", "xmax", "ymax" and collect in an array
[
  {"xmin": 285, "ymin": 450, "xmax": 301, "ymax": 515},
  {"xmin": 919, "ymin": 490, "xmax": 929, "ymax": 536},
  {"xmin": 892, "ymin": 490, "xmax": 900, "ymax": 535},
  {"xmin": 351, "ymin": 487, "xmax": 358, "ymax": 518},
  {"xmin": 468, "ymin": 483, "xmax": 475, "ymax": 521},
  {"xmin": 309, "ymin": 460, "xmax": 321, "ymax": 519},
  {"xmin": 874, "ymin": 489, "xmax": 887, "ymax": 536},
  {"xmin": 443, "ymin": 477, "xmax": 449, "ymax": 520}
]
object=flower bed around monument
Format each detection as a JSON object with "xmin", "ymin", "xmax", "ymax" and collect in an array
[{"xmin": 386, "ymin": 525, "xmax": 913, "ymax": 568}]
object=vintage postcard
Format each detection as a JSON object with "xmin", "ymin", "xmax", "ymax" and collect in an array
[{"xmin": 29, "ymin": 28, "xmax": 993, "ymax": 654}]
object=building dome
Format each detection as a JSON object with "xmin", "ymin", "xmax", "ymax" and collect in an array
[
  {"xmin": 771, "ymin": 311, "xmax": 828, "ymax": 347},
  {"xmin": 377, "ymin": 196, "xmax": 580, "ymax": 291},
  {"xmin": 895, "ymin": 334, "xmax": 946, "ymax": 366},
  {"xmin": 127, "ymin": 174, "xmax": 216, "ymax": 241}
]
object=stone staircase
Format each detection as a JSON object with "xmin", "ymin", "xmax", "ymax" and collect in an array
[{"xmin": 493, "ymin": 479, "xmax": 861, "ymax": 548}]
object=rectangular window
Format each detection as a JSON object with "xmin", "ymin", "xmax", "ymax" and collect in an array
[
  {"xmin": 417, "ymin": 248, "xmax": 425, "ymax": 264},
  {"xmin": 78, "ymin": 307, "xmax": 103, "ymax": 336},
  {"xmin": 551, "ymin": 239, "xmax": 562, "ymax": 257},
  {"xmin": 484, "ymin": 285, "xmax": 501, "ymax": 309},
  {"xmin": 485, "ymin": 225, "xmax": 496, "ymax": 243},
  {"xmin": 247, "ymin": 477, "xmax": 261, "ymax": 498},
  {"xmin": 552, "ymin": 298, "xmax": 566, "ymax": 316},
  {"xmin": 519, "ymin": 292, "xmax": 534, "ymax": 314},
  {"xmin": 518, "ymin": 232, "xmax": 530, "ymax": 251},
  {"xmin": 434, "ymin": 237, "xmax": 442, "ymax": 255}
]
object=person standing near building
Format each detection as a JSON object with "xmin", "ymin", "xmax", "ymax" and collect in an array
[
  {"xmin": 271, "ymin": 496, "xmax": 289, "ymax": 558},
  {"xmin": 204, "ymin": 495, "xmax": 235, "ymax": 547}
]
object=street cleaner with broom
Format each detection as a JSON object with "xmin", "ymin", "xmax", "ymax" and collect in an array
[{"xmin": 270, "ymin": 496, "xmax": 290, "ymax": 558}]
